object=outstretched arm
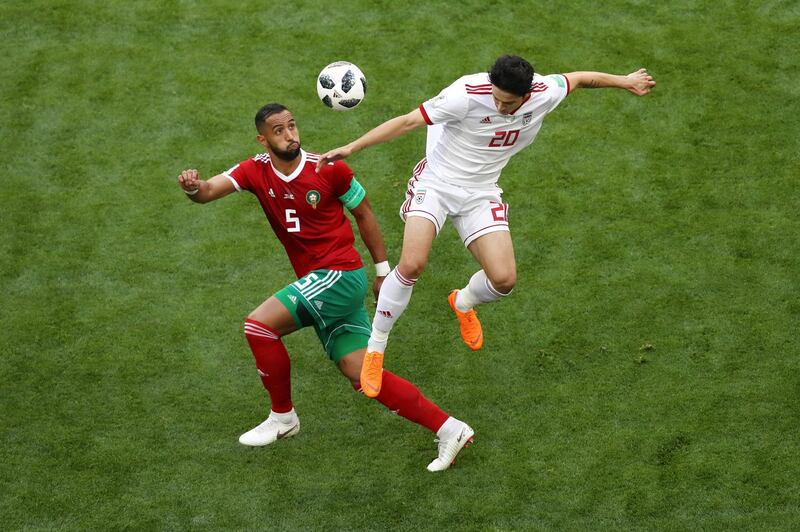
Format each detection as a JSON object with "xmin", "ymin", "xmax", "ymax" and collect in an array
[
  {"xmin": 178, "ymin": 169, "xmax": 237, "ymax": 204},
  {"xmin": 349, "ymin": 196, "xmax": 389, "ymax": 300},
  {"xmin": 316, "ymin": 108, "xmax": 428, "ymax": 171},
  {"xmin": 565, "ymin": 68, "xmax": 656, "ymax": 96}
]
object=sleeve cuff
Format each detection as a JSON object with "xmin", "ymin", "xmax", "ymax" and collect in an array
[
  {"xmin": 223, "ymin": 173, "xmax": 242, "ymax": 192},
  {"xmin": 418, "ymin": 103, "xmax": 433, "ymax": 125}
]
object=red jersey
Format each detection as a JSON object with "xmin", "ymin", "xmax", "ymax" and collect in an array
[{"xmin": 224, "ymin": 149, "xmax": 363, "ymax": 278}]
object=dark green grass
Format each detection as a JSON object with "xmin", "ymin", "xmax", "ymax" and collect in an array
[{"xmin": 2, "ymin": 0, "xmax": 799, "ymax": 529}]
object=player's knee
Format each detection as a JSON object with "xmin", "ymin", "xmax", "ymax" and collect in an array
[
  {"xmin": 397, "ymin": 258, "xmax": 427, "ymax": 279},
  {"xmin": 337, "ymin": 354, "xmax": 363, "ymax": 386},
  {"xmin": 489, "ymin": 271, "xmax": 516, "ymax": 294},
  {"xmin": 244, "ymin": 316, "xmax": 282, "ymax": 339},
  {"xmin": 246, "ymin": 307, "xmax": 268, "ymax": 323}
]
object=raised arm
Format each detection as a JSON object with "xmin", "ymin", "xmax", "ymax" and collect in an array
[
  {"xmin": 178, "ymin": 169, "xmax": 237, "ymax": 204},
  {"xmin": 348, "ymin": 196, "xmax": 389, "ymax": 300},
  {"xmin": 316, "ymin": 108, "xmax": 428, "ymax": 171},
  {"xmin": 564, "ymin": 68, "xmax": 655, "ymax": 96}
]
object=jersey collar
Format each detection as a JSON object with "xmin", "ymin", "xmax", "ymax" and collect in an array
[
  {"xmin": 509, "ymin": 93, "xmax": 532, "ymax": 115},
  {"xmin": 270, "ymin": 149, "xmax": 307, "ymax": 183}
]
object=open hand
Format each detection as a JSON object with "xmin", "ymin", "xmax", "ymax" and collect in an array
[{"xmin": 316, "ymin": 146, "xmax": 353, "ymax": 172}]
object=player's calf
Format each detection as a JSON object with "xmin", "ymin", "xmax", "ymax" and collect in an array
[{"xmin": 244, "ymin": 319, "xmax": 293, "ymax": 412}]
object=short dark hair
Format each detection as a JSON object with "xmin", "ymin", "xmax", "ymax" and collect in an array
[
  {"xmin": 255, "ymin": 103, "xmax": 288, "ymax": 131},
  {"xmin": 488, "ymin": 55, "xmax": 534, "ymax": 97}
]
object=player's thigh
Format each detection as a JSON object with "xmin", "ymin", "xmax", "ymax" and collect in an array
[
  {"xmin": 399, "ymin": 168, "xmax": 449, "ymax": 237},
  {"xmin": 398, "ymin": 216, "xmax": 438, "ymax": 277},
  {"xmin": 322, "ymin": 315, "xmax": 370, "ymax": 365},
  {"xmin": 451, "ymin": 194, "xmax": 509, "ymax": 248},
  {"xmin": 301, "ymin": 268, "xmax": 368, "ymax": 320},
  {"xmin": 301, "ymin": 269, "xmax": 371, "ymax": 362},
  {"xmin": 247, "ymin": 296, "xmax": 299, "ymax": 336},
  {"xmin": 257, "ymin": 271, "xmax": 336, "ymax": 335},
  {"xmin": 466, "ymin": 230, "xmax": 517, "ymax": 289}
]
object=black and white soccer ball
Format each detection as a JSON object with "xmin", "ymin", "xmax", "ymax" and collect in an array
[{"xmin": 316, "ymin": 61, "xmax": 367, "ymax": 111}]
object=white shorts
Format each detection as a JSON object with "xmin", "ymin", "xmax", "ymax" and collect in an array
[{"xmin": 399, "ymin": 158, "xmax": 510, "ymax": 247}]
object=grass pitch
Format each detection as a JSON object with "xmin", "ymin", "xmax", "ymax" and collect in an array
[{"xmin": 2, "ymin": 0, "xmax": 799, "ymax": 529}]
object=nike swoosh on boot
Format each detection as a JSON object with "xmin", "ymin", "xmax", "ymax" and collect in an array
[{"xmin": 277, "ymin": 424, "xmax": 298, "ymax": 439}]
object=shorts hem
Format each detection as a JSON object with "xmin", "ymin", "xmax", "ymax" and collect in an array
[
  {"xmin": 327, "ymin": 326, "xmax": 370, "ymax": 363},
  {"xmin": 462, "ymin": 223, "xmax": 510, "ymax": 247},
  {"xmin": 401, "ymin": 210, "xmax": 442, "ymax": 234}
]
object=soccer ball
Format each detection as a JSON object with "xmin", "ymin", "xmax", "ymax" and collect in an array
[{"xmin": 316, "ymin": 61, "xmax": 367, "ymax": 111}]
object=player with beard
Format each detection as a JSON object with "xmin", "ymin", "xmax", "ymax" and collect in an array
[{"xmin": 177, "ymin": 103, "xmax": 473, "ymax": 471}]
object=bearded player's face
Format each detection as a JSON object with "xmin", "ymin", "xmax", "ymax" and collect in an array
[{"xmin": 259, "ymin": 110, "xmax": 301, "ymax": 161}]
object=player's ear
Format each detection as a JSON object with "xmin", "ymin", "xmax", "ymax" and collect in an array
[{"xmin": 256, "ymin": 134, "xmax": 268, "ymax": 149}]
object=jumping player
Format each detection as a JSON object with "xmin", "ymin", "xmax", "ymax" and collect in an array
[
  {"xmin": 318, "ymin": 55, "xmax": 656, "ymax": 395},
  {"xmin": 177, "ymin": 103, "xmax": 473, "ymax": 472}
]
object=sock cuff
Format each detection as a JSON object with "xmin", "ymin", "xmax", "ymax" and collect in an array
[
  {"xmin": 485, "ymin": 278, "xmax": 510, "ymax": 298},
  {"xmin": 394, "ymin": 268, "xmax": 418, "ymax": 286},
  {"xmin": 436, "ymin": 416, "xmax": 459, "ymax": 437},
  {"xmin": 244, "ymin": 319, "xmax": 281, "ymax": 340}
]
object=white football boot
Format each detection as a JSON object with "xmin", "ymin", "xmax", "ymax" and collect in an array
[
  {"xmin": 427, "ymin": 418, "xmax": 474, "ymax": 472},
  {"xmin": 239, "ymin": 410, "xmax": 300, "ymax": 446}
]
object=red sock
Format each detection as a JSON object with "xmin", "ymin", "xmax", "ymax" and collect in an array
[
  {"xmin": 244, "ymin": 319, "xmax": 292, "ymax": 413},
  {"xmin": 365, "ymin": 371, "xmax": 449, "ymax": 433}
]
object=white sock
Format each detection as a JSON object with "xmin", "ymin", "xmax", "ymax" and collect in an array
[
  {"xmin": 270, "ymin": 408, "xmax": 297, "ymax": 422},
  {"xmin": 455, "ymin": 270, "xmax": 510, "ymax": 312},
  {"xmin": 368, "ymin": 268, "xmax": 417, "ymax": 352},
  {"xmin": 436, "ymin": 416, "xmax": 463, "ymax": 439},
  {"xmin": 367, "ymin": 328, "xmax": 389, "ymax": 353}
]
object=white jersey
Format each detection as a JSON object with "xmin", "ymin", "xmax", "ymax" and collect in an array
[{"xmin": 419, "ymin": 72, "xmax": 571, "ymax": 188}]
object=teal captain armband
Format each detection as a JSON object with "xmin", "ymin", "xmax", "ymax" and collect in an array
[{"xmin": 339, "ymin": 177, "xmax": 366, "ymax": 210}]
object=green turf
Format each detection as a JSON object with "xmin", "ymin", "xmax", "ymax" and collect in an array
[{"xmin": 2, "ymin": 0, "xmax": 799, "ymax": 529}]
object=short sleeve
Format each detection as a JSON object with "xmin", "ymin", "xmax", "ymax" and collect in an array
[
  {"xmin": 419, "ymin": 78, "xmax": 470, "ymax": 125},
  {"xmin": 321, "ymin": 160, "xmax": 355, "ymax": 197},
  {"xmin": 540, "ymin": 74, "xmax": 570, "ymax": 114},
  {"xmin": 224, "ymin": 158, "xmax": 257, "ymax": 192}
]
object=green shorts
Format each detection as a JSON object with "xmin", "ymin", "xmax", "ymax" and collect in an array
[{"xmin": 274, "ymin": 268, "xmax": 371, "ymax": 363}]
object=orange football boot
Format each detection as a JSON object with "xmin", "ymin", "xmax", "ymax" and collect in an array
[
  {"xmin": 448, "ymin": 290, "xmax": 484, "ymax": 350},
  {"xmin": 360, "ymin": 350, "xmax": 384, "ymax": 398}
]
